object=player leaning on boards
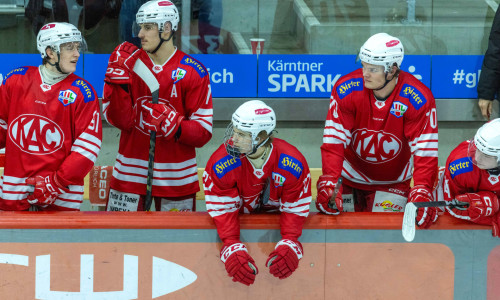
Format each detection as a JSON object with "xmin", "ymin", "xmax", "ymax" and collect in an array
[
  {"xmin": 102, "ymin": 0, "xmax": 213, "ymax": 211},
  {"xmin": 317, "ymin": 33, "xmax": 439, "ymax": 227},
  {"xmin": 204, "ymin": 101, "xmax": 311, "ymax": 285},
  {"xmin": 0, "ymin": 22, "xmax": 102, "ymax": 211},
  {"xmin": 437, "ymin": 119, "xmax": 500, "ymax": 235}
]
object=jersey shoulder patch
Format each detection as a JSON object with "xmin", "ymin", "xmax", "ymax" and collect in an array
[
  {"xmin": 278, "ymin": 153, "xmax": 303, "ymax": 179},
  {"xmin": 336, "ymin": 77, "xmax": 363, "ymax": 100},
  {"xmin": 180, "ymin": 55, "xmax": 208, "ymax": 78},
  {"xmin": 213, "ymin": 155, "xmax": 241, "ymax": 178},
  {"xmin": 399, "ymin": 84, "xmax": 427, "ymax": 110},
  {"xmin": 2, "ymin": 67, "xmax": 28, "ymax": 85},
  {"xmin": 448, "ymin": 157, "xmax": 473, "ymax": 179},
  {"xmin": 71, "ymin": 78, "xmax": 96, "ymax": 103}
]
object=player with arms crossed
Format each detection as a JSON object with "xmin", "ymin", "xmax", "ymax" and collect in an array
[
  {"xmin": 438, "ymin": 119, "xmax": 500, "ymax": 235},
  {"xmin": 0, "ymin": 22, "xmax": 102, "ymax": 211},
  {"xmin": 317, "ymin": 33, "xmax": 439, "ymax": 228},
  {"xmin": 204, "ymin": 100, "xmax": 312, "ymax": 285},
  {"xmin": 103, "ymin": 0, "xmax": 213, "ymax": 211}
]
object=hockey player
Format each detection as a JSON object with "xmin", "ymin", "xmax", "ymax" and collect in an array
[
  {"xmin": 440, "ymin": 119, "xmax": 500, "ymax": 235},
  {"xmin": 204, "ymin": 100, "xmax": 311, "ymax": 285},
  {"xmin": 317, "ymin": 33, "xmax": 439, "ymax": 229},
  {"xmin": 103, "ymin": 0, "xmax": 213, "ymax": 211},
  {"xmin": 0, "ymin": 22, "xmax": 102, "ymax": 211}
]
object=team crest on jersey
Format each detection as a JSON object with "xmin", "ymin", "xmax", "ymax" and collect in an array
[
  {"xmin": 390, "ymin": 101, "xmax": 408, "ymax": 118},
  {"xmin": 278, "ymin": 154, "xmax": 303, "ymax": 179},
  {"xmin": 71, "ymin": 79, "xmax": 95, "ymax": 103},
  {"xmin": 351, "ymin": 129, "xmax": 402, "ymax": 163},
  {"xmin": 2, "ymin": 67, "xmax": 28, "ymax": 85},
  {"xmin": 172, "ymin": 68, "xmax": 187, "ymax": 83},
  {"xmin": 9, "ymin": 114, "xmax": 64, "ymax": 154},
  {"xmin": 272, "ymin": 172, "xmax": 286, "ymax": 187},
  {"xmin": 40, "ymin": 83, "xmax": 51, "ymax": 91},
  {"xmin": 336, "ymin": 78, "xmax": 363, "ymax": 100},
  {"xmin": 488, "ymin": 175, "xmax": 499, "ymax": 185},
  {"xmin": 399, "ymin": 84, "xmax": 427, "ymax": 110},
  {"xmin": 58, "ymin": 89, "xmax": 77, "ymax": 106},
  {"xmin": 448, "ymin": 157, "xmax": 473, "ymax": 179},
  {"xmin": 181, "ymin": 56, "xmax": 207, "ymax": 78},
  {"xmin": 213, "ymin": 155, "xmax": 241, "ymax": 178},
  {"xmin": 152, "ymin": 65, "xmax": 163, "ymax": 73}
]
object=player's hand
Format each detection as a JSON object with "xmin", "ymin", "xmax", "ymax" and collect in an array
[
  {"xmin": 220, "ymin": 243, "xmax": 258, "ymax": 286},
  {"xmin": 26, "ymin": 174, "xmax": 69, "ymax": 207},
  {"xmin": 408, "ymin": 185, "xmax": 438, "ymax": 228},
  {"xmin": 140, "ymin": 102, "xmax": 183, "ymax": 139},
  {"xmin": 478, "ymin": 99, "xmax": 493, "ymax": 120},
  {"xmin": 449, "ymin": 191, "xmax": 499, "ymax": 223},
  {"xmin": 104, "ymin": 42, "xmax": 140, "ymax": 85},
  {"xmin": 316, "ymin": 174, "xmax": 342, "ymax": 215},
  {"xmin": 266, "ymin": 239, "xmax": 303, "ymax": 279}
]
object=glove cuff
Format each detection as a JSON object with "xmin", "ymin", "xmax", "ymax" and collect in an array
[
  {"xmin": 220, "ymin": 243, "xmax": 248, "ymax": 263},
  {"xmin": 276, "ymin": 239, "xmax": 303, "ymax": 260}
]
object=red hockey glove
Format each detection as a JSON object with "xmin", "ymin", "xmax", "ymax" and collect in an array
[
  {"xmin": 316, "ymin": 175, "xmax": 342, "ymax": 215},
  {"xmin": 408, "ymin": 185, "xmax": 438, "ymax": 228},
  {"xmin": 26, "ymin": 174, "xmax": 69, "ymax": 207},
  {"xmin": 266, "ymin": 239, "xmax": 303, "ymax": 279},
  {"xmin": 220, "ymin": 243, "xmax": 258, "ymax": 286},
  {"xmin": 140, "ymin": 102, "xmax": 183, "ymax": 139},
  {"xmin": 104, "ymin": 42, "xmax": 140, "ymax": 85},
  {"xmin": 447, "ymin": 191, "xmax": 499, "ymax": 224}
]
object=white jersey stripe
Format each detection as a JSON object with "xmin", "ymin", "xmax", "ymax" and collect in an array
[{"xmin": 71, "ymin": 145, "xmax": 98, "ymax": 163}]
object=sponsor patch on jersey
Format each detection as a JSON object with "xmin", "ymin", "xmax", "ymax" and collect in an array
[
  {"xmin": 71, "ymin": 79, "xmax": 95, "ymax": 103},
  {"xmin": 213, "ymin": 155, "xmax": 241, "ymax": 178},
  {"xmin": 272, "ymin": 172, "xmax": 286, "ymax": 187},
  {"xmin": 278, "ymin": 154, "xmax": 303, "ymax": 179},
  {"xmin": 390, "ymin": 101, "xmax": 408, "ymax": 118},
  {"xmin": 172, "ymin": 68, "xmax": 187, "ymax": 83},
  {"xmin": 399, "ymin": 84, "xmax": 427, "ymax": 110},
  {"xmin": 336, "ymin": 78, "xmax": 363, "ymax": 100},
  {"xmin": 58, "ymin": 89, "xmax": 77, "ymax": 106},
  {"xmin": 2, "ymin": 67, "xmax": 28, "ymax": 85},
  {"xmin": 374, "ymin": 200, "xmax": 403, "ymax": 212},
  {"xmin": 181, "ymin": 56, "xmax": 207, "ymax": 78},
  {"xmin": 448, "ymin": 157, "xmax": 473, "ymax": 179}
]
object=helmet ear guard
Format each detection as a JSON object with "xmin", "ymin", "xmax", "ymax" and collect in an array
[{"xmin": 358, "ymin": 32, "xmax": 404, "ymax": 73}]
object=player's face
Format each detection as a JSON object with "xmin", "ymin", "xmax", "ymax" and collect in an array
[
  {"xmin": 474, "ymin": 150, "xmax": 498, "ymax": 170},
  {"xmin": 232, "ymin": 128, "xmax": 253, "ymax": 154},
  {"xmin": 361, "ymin": 62, "xmax": 386, "ymax": 89},
  {"xmin": 58, "ymin": 42, "xmax": 81, "ymax": 73},
  {"xmin": 138, "ymin": 23, "xmax": 160, "ymax": 51}
]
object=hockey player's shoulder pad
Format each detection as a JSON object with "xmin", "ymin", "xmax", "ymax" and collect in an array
[
  {"xmin": 212, "ymin": 154, "xmax": 241, "ymax": 179},
  {"xmin": 70, "ymin": 77, "xmax": 97, "ymax": 103},
  {"xmin": 2, "ymin": 66, "xmax": 29, "ymax": 86},
  {"xmin": 398, "ymin": 83, "xmax": 429, "ymax": 111},
  {"xmin": 180, "ymin": 55, "xmax": 208, "ymax": 79},
  {"xmin": 278, "ymin": 153, "xmax": 304, "ymax": 179},
  {"xmin": 335, "ymin": 75, "xmax": 363, "ymax": 100},
  {"xmin": 447, "ymin": 156, "xmax": 474, "ymax": 180}
]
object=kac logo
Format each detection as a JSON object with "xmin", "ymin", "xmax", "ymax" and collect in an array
[
  {"xmin": 351, "ymin": 129, "xmax": 402, "ymax": 163},
  {"xmin": 9, "ymin": 114, "xmax": 64, "ymax": 155}
]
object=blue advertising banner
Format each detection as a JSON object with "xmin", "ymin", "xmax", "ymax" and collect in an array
[
  {"xmin": 82, "ymin": 54, "xmax": 109, "ymax": 97},
  {"xmin": 431, "ymin": 55, "xmax": 483, "ymax": 99},
  {"xmin": 257, "ymin": 55, "xmax": 431, "ymax": 98}
]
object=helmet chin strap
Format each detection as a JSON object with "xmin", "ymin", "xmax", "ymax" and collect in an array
[
  {"xmin": 247, "ymin": 136, "xmax": 271, "ymax": 156},
  {"xmin": 373, "ymin": 71, "xmax": 395, "ymax": 91},
  {"xmin": 149, "ymin": 31, "xmax": 174, "ymax": 54}
]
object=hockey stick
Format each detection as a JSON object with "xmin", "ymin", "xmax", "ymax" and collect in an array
[
  {"xmin": 402, "ymin": 199, "xmax": 469, "ymax": 242},
  {"xmin": 133, "ymin": 59, "xmax": 160, "ymax": 211},
  {"xmin": 328, "ymin": 177, "xmax": 343, "ymax": 210}
]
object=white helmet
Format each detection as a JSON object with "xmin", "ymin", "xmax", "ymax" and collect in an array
[
  {"xmin": 358, "ymin": 33, "xmax": 404, "ymax": 72},
  {"xmin": 470, "ymin": 118, "xmax": 500, "ymax": 168},
  {"xmin": 224, "ymin": 100, "xmax": 276, "ymax": 157},
  {"xmin": 136, "ymin": 0, "xmax": 179, "ymax": 32},
  {"xmin": 37, "ymin": 22, "xmax": 86, "ymax": 58}
]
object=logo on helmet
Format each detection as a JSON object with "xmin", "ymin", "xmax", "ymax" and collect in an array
[
  {"xmin": 255, "ymin": 108, "xmax": 271, "ymax": 115},
  {"xmin": 9, "ymin": 114, "xmax": 64, "ymax": 155},
  {"xmin": 158, "ymin": 1, "xmax": 174, "ymax": 6},
  {"xmin": 386, "ymin": 40, "xmax": 400, "ymax": 47},
  {"xmin": 41, "ymin": 24, "xmax": 56, "ymax": 30}
]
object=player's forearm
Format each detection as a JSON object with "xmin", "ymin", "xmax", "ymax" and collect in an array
[
  {"xmin": 279, "ymin": 212, "xmax": 306, "ymax": 241},
  {"xmin": 412, "ymin": 156, "xmax": 438, "ymax": 190},
  {"xmin": 320, "ymin": 143, "xmax": 344, "ymax": 178},
  {"xmin": 102, "ymin": 84, "xmax": 135, "ymax": 131},
  {"xmin": 176, "ymin": 119, "xmax": 212, "ymax": 147},
  {"xmin": 213, "ymin": 211, "xmax": 241, "ymax": 245}
]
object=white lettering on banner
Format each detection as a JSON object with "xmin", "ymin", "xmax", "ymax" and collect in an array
[
  {"xmin": 452, "ymin": 69, "xmax": 481, "ymax": 88},
  {"xmin": 268, "ymin": 60, "xmax": 324, "ymax": 72},
  {"xmin": 268, "ymin": 73, "xmax": 341, "ymax": 93},
  {"xmin": 0, "ymin": 253, "xmax": 198, "ymax": 299},
  {"xmin": 99, "ymin": 169, "xmax": 108, "ymax": 199},
  {"xmin": 206, "ymin": 67, "xmax": 233, "ymax": 83}
]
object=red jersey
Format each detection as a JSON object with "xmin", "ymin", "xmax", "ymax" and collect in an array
[
  {"xmin": 443, "ymin": 141, "xmax": 500, "ymax": 200},
  {"xmin": 103, "ymin": 48, "xmax": 213, "ymax": 197},
  {"xmin": 0, "ymin": 66, "xmax": 102, "ymax": 210},
  {"xmin": 204, "ymin": 139, "xmax": 311, "ymax": 244},
  {"xmin": 321, "ymin": 69, "xmax": 438, "ymax": 191}
]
